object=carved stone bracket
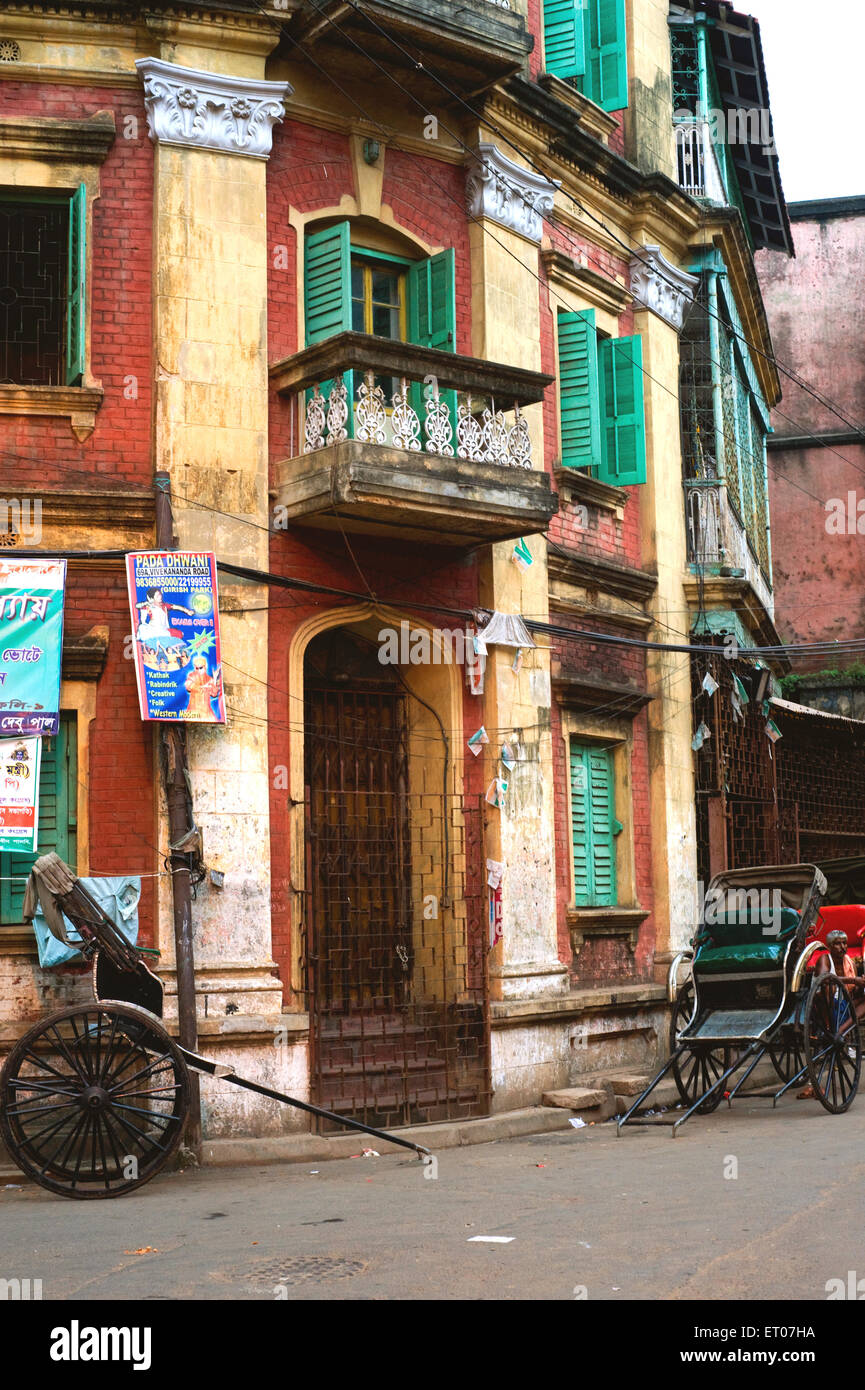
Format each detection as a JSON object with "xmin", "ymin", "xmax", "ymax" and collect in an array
[
  {"xmin": 466, "ymin": 142, "xmax": 560, "ymax": 244},
  {"xmin": 629, "ymin": 244, "xmax": 699, "ymax": 332},
  {"xmin": 135, "ymin": 58, "xmax": 292, "ymax": 159}
]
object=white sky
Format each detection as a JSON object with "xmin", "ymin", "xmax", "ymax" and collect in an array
[{"xmin": 744, "ymin": 0, "xmax": 865, "ymax": 202}]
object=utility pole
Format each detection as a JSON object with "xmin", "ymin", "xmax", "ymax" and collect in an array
[{"xmin": 154, "ymin": 471, "xmax": 201, "ymax": 1156}]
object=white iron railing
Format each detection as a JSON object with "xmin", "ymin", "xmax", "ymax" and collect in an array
[
  {"xmin": 674, "ymin": 121, "xmax": 726, "ymax": 203},
  {"xmin": 685, "ymin": 478, "xmax": 773, "ymax": 614},
  {"xmin": 302, "ymin": 371, "xmax": 533, "ymax": 469}
]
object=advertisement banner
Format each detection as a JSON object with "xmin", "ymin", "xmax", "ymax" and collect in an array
[
  {"xmin": 0, "ymin": 735, "xmax": 42, "ymax": 853},
  {"xmin": 126, "ymin": 552, "xmax": 225, "ymax": 724},
  {"xmin": 0, "ymin": 558, "xmax": 66, "ymax": 736}
]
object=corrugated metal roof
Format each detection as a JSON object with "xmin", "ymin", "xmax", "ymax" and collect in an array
[{"xmin": 770, "ymin": 696, "xmax": 865, "ymax": 730}]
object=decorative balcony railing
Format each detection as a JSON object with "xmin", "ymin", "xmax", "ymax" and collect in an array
[
  {"xmin": 674, "ymin": 120, "xmax": 726, "ymax": 203},
  {"xmin": 684, "ymin": 477, "xmax": 772, "ymax": 613},
  {"xmin": 270, "ymin": 332, "xmax": 552, "ymax": 471}
]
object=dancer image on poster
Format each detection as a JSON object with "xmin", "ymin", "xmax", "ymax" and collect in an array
[
  {"xmin": 183, "ymin": 655, "xmax": 222, "ymax": 721},
  {"xmin": 135, "ymin": 589, "xmax": 193, "ymax": 647}
]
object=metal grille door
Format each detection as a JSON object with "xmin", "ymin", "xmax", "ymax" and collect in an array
[{"xmin": 303, "ymin": 682, "xmax": 489, "ymax": 1130}]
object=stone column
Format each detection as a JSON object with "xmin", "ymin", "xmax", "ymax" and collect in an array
[
  {"xmin": 137, "ymin": 53, "xmax": 292, "ymax": 1050},
  {"xmin": 467, "ymin": 143, "xmax": 566, "ymax": 1004},
  {"xmin": 630, "ymin": 245, "xmax": 700, "ymax": 968}
]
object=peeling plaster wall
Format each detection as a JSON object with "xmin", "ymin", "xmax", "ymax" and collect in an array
[{"xmin": 757, "ymin": 211, "xmax": 865, "ymax": 661}]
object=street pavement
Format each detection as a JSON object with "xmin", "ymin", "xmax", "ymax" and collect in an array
[{"xmin": 3, "ymin": 1093, "xmax": 864, "ymax": 1301}]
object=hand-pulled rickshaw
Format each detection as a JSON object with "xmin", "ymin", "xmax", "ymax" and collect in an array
[
  {"xmin": 0, "ymin": 855, "xmax": 430, "ymax": 1199},
  {"xmin": 618, "ymin": 863, "xmax": 864, "ymax": 1135}
]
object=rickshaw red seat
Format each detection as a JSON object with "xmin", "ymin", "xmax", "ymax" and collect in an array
[{"xmin": 809, "ymin": 905, "xmax": 865, "ymax": 949}]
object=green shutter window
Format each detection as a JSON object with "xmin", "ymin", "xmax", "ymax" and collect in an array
[
  {"xmin": 66, "ymin": 182, "xmax": 86, "ymax": 385},
  {"xmin": 408, "ymin": 249, "xmax": 456, "ymax": 352},
  {"xmin": 0, "ymin": 715, "xmax": 77, "ymax": 925},
  {"xmin": 304, "ymin": 221, "xmax": 352, "ymax": 346},
  {"xmin": 543, "ymin": 0, "xmax": 586, "ymax": 80},
  {"xmin": 558, "ymin": 308, "xmax": 601, "ymax": 471},
  {"xmin": 408, "ymin": 248, "xmax": 457, "ymax": 431},
  {"xmin": 304, "ymin": 221, "xmax": 353, "ymax": 434},
  {"xmin": 598, "ymin": 333, "xmax": 646, "ymax": 486},
  {"xmin": 570, "ymin": 740, "xmax": 617, "ymax": 907},
  {"xmin": 581, "ymin": 0, "xmax": 628, "ymax": 113}
]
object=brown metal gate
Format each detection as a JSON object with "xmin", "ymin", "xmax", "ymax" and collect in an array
[{"xmin": 303, "ymin": 668, "xmax": 489, "ymax": 1131}]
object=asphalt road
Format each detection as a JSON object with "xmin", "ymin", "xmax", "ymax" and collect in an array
[{"xmin": 3, "ymin": 1094, "xmax": 864, "ymax": 1302}]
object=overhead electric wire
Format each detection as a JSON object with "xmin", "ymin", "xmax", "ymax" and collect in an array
[{"xmin": 284, "ymin": 0, "xmax": 865, "ymax": 447}]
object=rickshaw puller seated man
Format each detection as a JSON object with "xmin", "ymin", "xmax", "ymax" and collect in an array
[{"xmin": 799, "ymin": 929, "xmax": 863, "ymax": 1099}]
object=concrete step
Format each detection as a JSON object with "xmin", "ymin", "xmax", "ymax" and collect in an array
[{"xmin": 541, "ymin": 1086, "xmax": 606, "ymax": 1111}]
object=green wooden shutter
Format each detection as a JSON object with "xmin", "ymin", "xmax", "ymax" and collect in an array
[
  {"xmin": 582, "ymin": 0, "xmax": 628, "ymax": 112},
  {"xmin": 304, "ymin": 222, "xmax": 352, "ymax": 436},
  {"xmin": 587, "ymin": 747, "xmax": 616, "ymax": 905},
  {"xmin": 66, "ymin": 182, "xmax": 86, "ymax": 385},
  {"xmin": 408, "ymin": 249, "xmax": 456, "ymax": 352},
  {"xmin": 598, "ymin": 333, "xmax": 646, "ymax": 486},
  {"xmin": 304, "ymin": 221, "xmax": 351, "ymax": 346},
  {"xmin": 558, "ymin": 308, "xmax": 600, "ymax": 471},
  {"xmin": 0, "ymin": 716, "xmax": 77, "ymax": 924},
  {"xmin": 408, "ymin": 249, "xmax": 457, "ymax": 440},
  {"xmin": 543, "ymin": 0, "xmax": 586, "ymax": 80},
  {"xmin": 570, "ymin": 740, "xmax": 617, "ymax": 907}
]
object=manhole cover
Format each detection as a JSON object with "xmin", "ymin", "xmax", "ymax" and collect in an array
[{"xmin": 249, "ymin": 1255, "xmax": 366, "ymax": 1287}]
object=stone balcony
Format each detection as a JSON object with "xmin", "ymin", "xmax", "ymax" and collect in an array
[
  {"xmin": 270, "ymin": 332, "xmax": 557, "ymax": 546},
  {"xmin": 684, "ymin": 476, "xmax": 773, "ymax": 617},
  {"xmin": 283, "ymin": 0, "xmax": 532, "ymax": 101}
]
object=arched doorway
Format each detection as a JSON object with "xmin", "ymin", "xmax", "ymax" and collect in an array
[{"xmin": 302, "ymin": 625, "xmax": 489, "ymax": 1129}]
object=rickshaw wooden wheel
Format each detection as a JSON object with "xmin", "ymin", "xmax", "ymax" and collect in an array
[
  {"xmin": 0, "ymin": 1002, "xmax": 190, "ymax": 1199},
  {"xmin": 803, "ymin": 975, "xmax": 861, "ymax": 1114},
  {"xmin": 669, "ymin": 980, "xmax": 731, "ymax": 1114},
  {"xmin": 769, "ymin": 1034, "xmax": 804, "ymax": 1085}
]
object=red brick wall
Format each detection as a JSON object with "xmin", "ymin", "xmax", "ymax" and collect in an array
[
  {"xmin": 65, "ymin": 566, "xmax": 159, "ymax": 946},
  {"xmin": 539, "ymin": 235, "xmax": 655, "ymax": 982},
  {"xmin": 0, "ymin": 84, "xmax": 153, "ymax": 492},
  {"xmin": 265, "ymin": 124, "xmax": 483, "ymax": 989}
]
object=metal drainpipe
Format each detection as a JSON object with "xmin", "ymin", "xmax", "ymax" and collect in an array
[{"xmin": 154, "ymin": 471, "xmax": 202, "ymax": 1157}]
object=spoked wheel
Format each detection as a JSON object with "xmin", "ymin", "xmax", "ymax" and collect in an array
[
  {"xmin": 768, "ymin": 1032, "xmax": 805, "ymax": 1086},
  {"xmin": 0, "ymin": 1003, "xmax": 190, "ymax": 1198},
  {"xmin": 669, "ymin": 979, "xmax": 732, "ymax": 1113},
  {"xmin": 803, "ymin": 975, "xmax": 861, "ymax": 1114}
]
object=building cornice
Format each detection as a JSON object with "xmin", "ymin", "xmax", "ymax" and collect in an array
[
  {"xmin": 542, "ymin": 248, "xmax": 632, "ymax": 316},
  {"xmin": 0, "ymin": 111, "xmax": 116, "ymax": 163},
  {"xmin": 683, "ymin": 575, "xmax": 788, "ymax": 667},
  {"xmin": 552, "ymin": 467, "xmax": 627, "ymax": 515},
  {"xmin": 548, "ymin": 545, "xmax": 657, "ymax": 602},
  {"xmin": 136, "ymin": 56, "xmax": 291, "ymax": 159},
  {"xmin": 535, "ymin": 72, "xmax": 619, "ymax": 144}
]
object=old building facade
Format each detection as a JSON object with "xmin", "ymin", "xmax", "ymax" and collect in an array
[{"xmin": 0, "ymin": 0, "xmax": 793, "ymax": 1143}]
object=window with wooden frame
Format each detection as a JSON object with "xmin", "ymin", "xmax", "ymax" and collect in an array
[
  {"xmin": 0, "ymin": 186, "xmax": 86, "ymax": 387},
  {"xmin": 0, "ymin": 712, "xmax": 77, "ymax": 924},
  {"xmin": 557, "ymin": 306, "xmax": 647, "ymax": 485},
  {"xmin": 303, "ymin": 222, "xmax": 457, "ymax": 438},
  {"xmin": 569, "ymin": 737, "xmax": 622, "ymax": 907},
  {"xmin": 542, "ymin": 0, "xmax": 629, "ymax": 112}
]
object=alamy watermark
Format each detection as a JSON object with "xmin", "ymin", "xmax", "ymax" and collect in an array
[
  {"xmin": 675, "ymin": 103, "xmax": 774, "ymax": 154},
  {"xmin": 698, "ymin": 881, "xmax": 784, "ymax": 936},
  {"xmin": 0, "ymin": 498, "xmax": 42, "ymax": 545},
  {"xmin": 378, "ymin": 622, "xmax": 474, "ymax": 667}
]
